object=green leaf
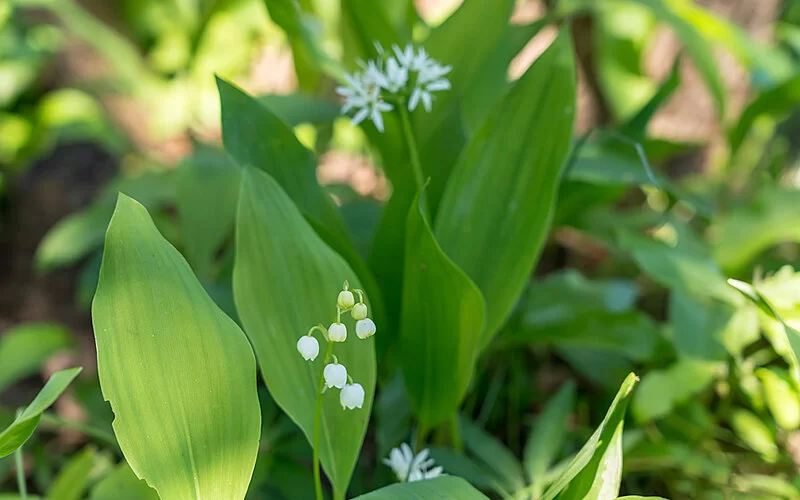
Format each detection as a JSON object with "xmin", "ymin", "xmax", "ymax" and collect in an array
[
  {"xmin": 617, "ymin": 497, "xmax": 668, "ymax": 500},
  {"xmin": 428, "ymin": 447, "xmax": 500, "ymax": 494},
  {"xmin": 669, "ymin": 291, "xmax": 732, "ymax": 361},
  {"xmin": 730, "ymin": 409, "xmax": 778, "ymax": 462},
  {"xmin": 0, "ymin": 323, "xmax": 72, "ymax": 391},
  {"xmin": 637, "ymin": 0, "xmax": 726, "ymax": 117},
  {"xmin": 713, "ymin": 187, "xmax": 800, "ymax": 274},
  {"xmin": 352, "ymin": 476, "xmax": 488, "ymax": 499},
  {"xmin": 401, "ymin": 189, "xmax": 485, "ymax": 429},
  {"xmin": 91, "ymin": 194, "xmax": 260, "ymax": 499},
  {"xmin": 176, "ymin": 145, "xmax": 241, "ymax": 278},
  {"xmin": 35, "ymin": 206, "xmax": 111, "ymax": 273},
  {"xmin": 757, "ymin": 368, "xmax": 800, "ymax": 431},
  {"xmin": 461, "ymin": 417, "xmax": 526, "ymax": 494},
  {"xmin": 542, "ymin": 373, "xmax": 638, "ymax": 500},
  {"xmin": 0, "ymin": 367, "xmax": 82, "ymax": 458},
  {"xmin": 233, "ymin": 167, "xmax": 376, "ymax": 499},
  {"xmin": 259, "ymin": 93, "xmax": 341, "ymax": 126},
  {"xmin": 340, "ymin": 0, "xmax": 404, "ymax": 66},
  {"xmin": 524, "ymin": 382, "xmax": 575, "ymax": 493},
  {"xmin": 47, "ymin": 446, "xmax": 96, "ymax": 500},
  {"xmin": 434, "ymin": 28, "xmax": 576, "ymax": 342},
  {"xmin": 728, "ymin": 75, "xmax": 800, "ymax": 153},
  {"xmin": 90, "ymin": 462, "xmax": 158, "ymax": 499},
  {"xmin": 218, "ymin": 78, "xmax": 344, "ymax": 238},
  {"xmin": 632, "ymin": 359, "xmax": 721, "ymax": 422}
]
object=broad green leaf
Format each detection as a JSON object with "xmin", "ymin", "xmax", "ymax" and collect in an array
[
  {"xmin": 617, "ymin": 229, "xmax": 737, "ymax": 304},
  {"xmin": 713, "ymin": 187, "xmax": 800, "ymax": 274},
  {"xmin": 669, "ymin": 291, "xmax": 732, "ymax": 361},
  {"xmin": 434, "ymin": 29, "xmax": 576, "ymax": 342},
  {"xmin": 352, "ymin": 476, "xmax": 488, "ymax": 499},
  {"xmin": 259, "ymin": 93, "xmax": 341, "ymax": 126},
  {"xmin": 47, "ymin": 446, "xmax": 96, "ymax": 500},
  {"xmin": 0, "ymin": 323, "xmax": 72, "ymax": 391},
  {"xmin": 176, "ymin": 145, "xmax": 241, "ymax": 278},
  {"xmin": 542, "ymin": 373, "xmax": 637, "ymax": 500},
  {"xmin": 401, "ymin": 190, "xmax": 485, "ymax": 429},
  {"xmin": 233, "ymin": 167, "xmax": 376, "ymax": 499},
  {"xmin": 340, "ymin": 0, "xmax": 404, "ymax": 66},
  {"xmin": 637, "ymin": 0, "xmax": 726, "ymax": 117},
  {"xmin": 218, "ymin": 78, "xmax": 385, "ymax": 331},
  {"xmin": 90, "ymin": 462, "xmax": 158, "ymax": 500},
  {"xmin": 461, "ymin": 417, "xmax": 526, "ymax": 494},
  {"xmin": 524, "ymin": 382, "xmax": 576, "ymax": 492},
  {"xmin": 632, "ymin": 359, "xmax": 721, "ymax": 422},
  {"xmin": 0, "ymin": 367, "xmax": 82, "ymax": 458},
  {"xmin": 92, "ymin": 195, "xmax": 260, "ymax": 499},
  {"xmin": 218, "ymin": 77, "xmax": 344, "ymax": 239}
]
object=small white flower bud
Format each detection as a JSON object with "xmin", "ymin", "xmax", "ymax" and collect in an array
[
  {"xmin": 338, "ymin": 290, "xmax": 355, "ymax": 309},
  {"xmin": 328, "ymin": 322, "xmax": 347, "ymax": 342},
  {"xmin": 296, "ymin": 336, "xmax": 319, "ymax": 361},
  {"xmin": 355, "ymin": 318, "xmax": 376, "ymax": 339},
  {"xmin": 351, "ymin": 303, "xmax": 368, "ymax": 320},
  {"xmin": 323, "ymin": 363, "xmax": 347, "ymax": 389},
  {"xmin": 340, "ymin": 383, "xmax": 365, "ymax": 410}
]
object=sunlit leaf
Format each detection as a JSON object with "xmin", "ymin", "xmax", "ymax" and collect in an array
[
  {"xmin": 89, "ymin": 462, "xmax": 158, "ymax": 500},
  {"xmin": 434, "ymin": 28, "xmax": 576, "ymax": 343},
  {"xmin": 233, "ymin": 166, "xmax": 376, "ymax": 499},
  {"xmin": 92, "ymin": 195, "xmax": 260, "ymax": 499},
  {"xmin": 0, "ymin": 367, "xmax": 82, "ymax": 458},
  {"xmin": 542, "ymin": 373, "xmax": 638, "ymax": 500},
  {"xmin": 632, "ymin": 359, "xmax": 721, "ymax": 422},
  {"xmin": 0, "ymin": 323, "xmax": 72, "ymax": 391},
  {"xmin": 401, "ymin": 189, "xmax": 485, "ymax": 429}
]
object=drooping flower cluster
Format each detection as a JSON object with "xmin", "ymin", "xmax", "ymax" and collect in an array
[
  {"xmin": 383, "ymin": 443, "xmax": 445, "ymax": 482},
  {"xmin": 296, "ymin": 281, "xmax": 376, "ymax": 410},
  {"xmin": 336, "ymin": 42, "xmax": 452, "ymax": 132}
]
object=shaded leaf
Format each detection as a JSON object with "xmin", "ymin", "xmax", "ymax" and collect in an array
[
  {"xmin": 0, "ymin": 323, "xmax": 72, "ymax": 391},
  {"xmin": 461, "ymin": 417, "xmax": 525, "ymax": 494},
  {"xmin": 524, "ymin": 382, "xmax": 575, "ymax": 491},
  {"xmin": 233, "ymin": 167, "xmax": 375, "ymax": 499},
  {"xmin": 92, "ymin": 195, "xmax": 260, "ymax": 499},
  {"xmin": 401, "ymin": 189, "xmax": 485, "ymax": 429},
  {"xmin": 352, "ymin": 476, "xmax": 488, "ymax": 499},
  {"xmin": 632, "ymin": 359, "xmax": 721, "ymax": 423},
  {"xmin": 434, "ymin": 28, "xmax": 576, "ymax": 342},
  {"xmin": 0, "ymin": 367, "xmax": 82, "ymax": 458},
  {"xmin": 47, "ymin": 446, "xmax": 96, "ymax": 500},
  {"xmin": 90, "ymin": 462, "xmax": 159, "ymax": 500},
  {"xmin": 669, "ymin": 291, "xmax": 732, "ymax": 361}
]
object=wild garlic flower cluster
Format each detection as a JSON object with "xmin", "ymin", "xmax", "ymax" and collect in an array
[
  {"xmin": 336, "ymin": 42, "xmax": 452, "ymax": 132},
  {"xmin": 296, "ymin": 281, "xmax": 376, "ymax": 410},
  {"xmin": 384, "ymin": 443, "xmax": 445, "ymax": 482}
]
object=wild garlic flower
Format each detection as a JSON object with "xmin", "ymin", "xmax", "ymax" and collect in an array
[
  {"xmin": 336, "ymin": 42, "xmax": 452, "ymax": 132},
  {"xmin": 384, "ymin": 443, "xmax": 445, "ymax": 482}
]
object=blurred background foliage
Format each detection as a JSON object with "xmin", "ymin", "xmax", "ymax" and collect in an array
[{"xmin": 1, "ymin": 0, "xmax": 800, "ymax": 498}]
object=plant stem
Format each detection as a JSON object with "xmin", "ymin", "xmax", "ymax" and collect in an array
[
  {"xmin": 397, "ymin": 97, "xmax": 425, "ymax": 190},
  {"xmin": 14, "ymin": 447, "xmax": 26, "ymax": 498},
  {"xmin": 313, "ymin": 340, "xmax": 335, "ymax": 500}
]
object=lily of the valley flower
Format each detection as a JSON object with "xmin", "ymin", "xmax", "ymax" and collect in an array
[
  {"xmin": 383, "ymin": 443, "xmax": 445, "ymax": 482},
  {"xmin": 323, "ymin": 363, "xmax": 347, "ymax": 389},
  {"xmin": 328, "ymin": 322, "xmax": 347, "ymax": 342},
  {"xmin": 340, "ymin": 383, "xmax": 365, "ymax": 410},
  {"xmin": 355, "ymin": 318, "xmax": 376, "ymax": 339},
  {"xmin": 338, "ymin": 290, "xmax": 355, "ymax": 309},
  {"xmin": 296, "ymin": 336, "xmax": 319, "ymax": 361},
  {"xmin": 351, "ymin": 303, "xmax": 368, "ymax": 320}
]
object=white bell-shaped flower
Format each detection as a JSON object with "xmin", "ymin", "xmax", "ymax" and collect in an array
[
  {"xmin": 356, "ymin": 318, "xmax": 376, "ymax": 339},
  {"xmin": 323, "ymin": 363, "xmax": 347, "ymax": 389},
  {"xmin": 338, "ymin": 290, "xmax": 355, "ymax": 309},
  {"xmin": 340, "ymin": 383, "xmax": 365, "ymax": 410},
  {"xmin": 296, "ymin": 336, "xmax": 319, "ymax": 361},
  {"xmin": 351, "ymin": 303, "xmax": 368, "ymax": 320},
  {"xmin": 328, "ymin": 322, "xmax": 347, "ymax": 342}
]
